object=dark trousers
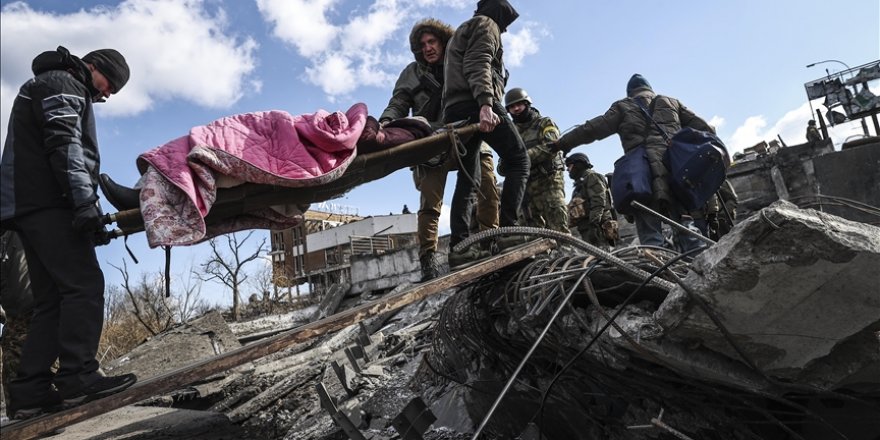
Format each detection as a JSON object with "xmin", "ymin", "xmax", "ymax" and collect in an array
[
  {"xmin": 8, "ymin": 208, "xmax": 104, "ymax": 401},
  {"xmin": 445, "ymin": 102, "xmax": 529, "ymax": 246}
]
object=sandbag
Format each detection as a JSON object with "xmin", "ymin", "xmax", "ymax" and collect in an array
[
  {"xmin": 611, "ymin": 145, "xmax": 653, "ymax": 215},
  {"xmin": 664, "ymin": 128, "xmax": 730, "ymax": 211}
]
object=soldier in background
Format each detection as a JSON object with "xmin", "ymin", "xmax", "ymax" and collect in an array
[
  {"xmin": 565, "ymin": 153, "xmax": 614, "ymax": 247},
  {"xmin": 806, "ymin": 119, "xmax": 822, "ymax": 143},
  {"xmin": 504, "ymin": 88, "xmax": 569, "ymax": 233}
]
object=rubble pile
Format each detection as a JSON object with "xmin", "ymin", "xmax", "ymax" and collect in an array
[
  {"xmin": 42, "ymin": 203, "xmax": 879, "ymax": 439},
  {"xmin": 417, "ymin": 202, "xmax": 880, "ymax": 439}
]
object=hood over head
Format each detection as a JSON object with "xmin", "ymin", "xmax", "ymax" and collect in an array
[
  {"xmin": 474, "ymin": 0, "xmax": 519, "ymax": 33},
  {"xmin": 409, "ymin": 18, "xmax": 455, "ymax": 65},
  {"xmin": 626, "ymin": 73, "xmax": 652, "ymax": 97},
  {"xmin": 31, "ymin": 46, "xmax": 94, "ymax": 94}
]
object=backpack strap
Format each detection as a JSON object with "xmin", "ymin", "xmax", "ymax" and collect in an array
[{"xmin": 634, "ymin": 96, "xmax": 671, "ymax": 143}]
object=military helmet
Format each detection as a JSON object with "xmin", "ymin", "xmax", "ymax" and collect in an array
[
  {"xmin": 504, "ymin": 87, "xmax": 532, "ymax": 109},
  {"xmin": 565, "ymin": 152, "xmax": 592, "ymax": 168}
]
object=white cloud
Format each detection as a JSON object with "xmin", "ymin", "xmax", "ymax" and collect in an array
[
  {"xmin": 725, "ymin": 101, "xmax": 869, "ymax": 154},
  {"xmin": 258, "ymin": 1, "xmax": 547, "ymax": 98},
  {"xmin": 503, "ymin": 22, "xmax": 547, "ymax": 67},
  {"xmin": 255, "ymin": 0, "xmax": 340, "ymax": 57},
  {"xmin": 0, "ymin": 0, "xmax": 258, "ymax": 144},
  {"xmin": 438, "ymin": 203, "xmax": 451, "ymax": 235},
  {"xmin": 708, "ymin": 115, "xmax": 725, "ymax": 130}
]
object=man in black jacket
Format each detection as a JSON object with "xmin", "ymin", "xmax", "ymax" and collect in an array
[{"xmin": 0, "ymin": 46, "xmax": 136, "ymax": 419}]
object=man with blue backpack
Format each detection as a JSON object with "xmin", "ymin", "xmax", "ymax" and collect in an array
[{"xmin": 551, "ymin": 74, "xmax": 714, "ymax": 252}]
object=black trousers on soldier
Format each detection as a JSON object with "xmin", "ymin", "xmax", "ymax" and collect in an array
[
  {"xmin": 445, "ymin": 102, "xmax": 529, "ymax": 246},
  {"xmin": 8, "ymin": 208, "xmax": 104, "ymax": 402}
]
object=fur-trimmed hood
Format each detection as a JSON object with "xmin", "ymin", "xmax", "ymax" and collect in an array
[{"xmin": 409, "ymin": 18, "xmax": 455, "ymax": 65}]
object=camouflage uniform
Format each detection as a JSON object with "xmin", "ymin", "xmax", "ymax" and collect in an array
[
  {"xmin": 570, "ymin": 170, "xmax": 613, "ymax": 247},
  {"xmin": 512, "ymin": 108, "xmax": 568, "ymax": 232}
]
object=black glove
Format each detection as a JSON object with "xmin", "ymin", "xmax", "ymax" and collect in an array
[
  {"xmin": 72, "ymin": 202, "xmax": 103, "ymax": 234},
  {"xmin": 93, "ymin": 227, "xmax": 113, "ymax": 246}
]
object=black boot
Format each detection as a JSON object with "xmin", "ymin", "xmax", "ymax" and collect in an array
[
  {"xmin": 420, "ymin": 250, "xmax": 441, "ymax": 282},
  {"xmin": 99, "ymin": 173, "xmax": 140, "ymax": 211}
]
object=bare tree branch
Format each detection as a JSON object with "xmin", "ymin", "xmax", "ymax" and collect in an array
[{"xmin": 199, "ymin": 232, "xmax": 267, "ymax": 321}]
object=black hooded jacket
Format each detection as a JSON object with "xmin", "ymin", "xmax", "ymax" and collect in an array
[
  {"xmin": 0, "ymin": 46, "xmax": 101, "ymax": 223},
  {"xmin": 475, "ymin": 0, "xmax": 519, "ymax": 32}
]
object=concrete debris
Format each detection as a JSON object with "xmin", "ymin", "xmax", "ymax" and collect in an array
[
  {"xmin": 656, "ymin": 200, "xmax": 880, "ymax": 387},
  {"xmin": 103, "ymin": 311, "xmax": 240, "ymax": 379},
  {"xmin": 41, "ymin": 197, "xmax": 880, "ymax": 439}
]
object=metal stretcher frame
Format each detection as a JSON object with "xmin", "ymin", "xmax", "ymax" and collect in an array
[{"xmin": 103, "ymin": 123, "xmax": 480, "ymax": 238}]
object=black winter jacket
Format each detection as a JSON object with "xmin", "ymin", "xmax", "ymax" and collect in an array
[{"xmin": 0, "ymin": 47, "xmax": 101, "ymax": 223}]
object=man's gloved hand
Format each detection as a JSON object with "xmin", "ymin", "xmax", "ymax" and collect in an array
[
  {"xmin": 94, "ymin": 227, "xmax": 113, "ymax": 246},
  {"xmin": 72, "ymin": 202, "xmax": 104, "ymax": 234}
]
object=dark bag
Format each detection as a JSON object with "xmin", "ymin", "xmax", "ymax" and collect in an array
[
  {"xmin": 664, "ymin": 128, "xmax": 730, "ymax": 210},
  {"xmin": 634, "ymin": 97, "xmax": 730, "ymax": 211},
  {"xmin": 610, "ymin": 145, "xmax": 653, "ymax": 215}
]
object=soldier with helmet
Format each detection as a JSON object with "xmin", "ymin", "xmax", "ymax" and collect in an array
[
  {"xmin": 504, "ymin": 87, "xmax": 569, "ymax": 233},
  {"xmin": 565, "ymin": 153, "xmax": 615, "ymax": 247}
]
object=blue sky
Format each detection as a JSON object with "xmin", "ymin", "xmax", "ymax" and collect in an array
[{"xmin": 1, "ymin": 0, "xmax": 878, "ymax": 306}]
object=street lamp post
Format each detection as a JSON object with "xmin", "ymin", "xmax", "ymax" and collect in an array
[
  {"xmin": 805, "ymin": 59, "xmax": 857, "ymax": 136},
  {"xmin": 806, "ymin": 59, "xmax": 852, "ymax": 72}
]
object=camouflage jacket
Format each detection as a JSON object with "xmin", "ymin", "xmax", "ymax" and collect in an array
[
  {"xmin": 514, "ymin": 109, "xmax": 564, "ymax": 178},
  {"xmin": 572, "ymin": 169, "xmax": 612, "ymax": 226}
]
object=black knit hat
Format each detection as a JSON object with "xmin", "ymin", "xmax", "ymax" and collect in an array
[
  {"xmin": 82, "ymin": 49, "xmax": 130, "ymax": 92},
  {"xmin": 626, "ymin": 73, "xmax": 652, "ymax": 97}
]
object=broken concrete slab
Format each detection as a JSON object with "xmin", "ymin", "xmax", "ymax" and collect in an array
[
  {"xmin": 56, "ymin": 406, "xmax": 244, "ymax": 440},
  {"xmin": 656, "ymin": 201, "xmax": 880, "ymax": 381},
  {"xmin": 350, "ymin": 246, "xmax": 421, "ymax": 294},
  {"xmin": 103, "ymin": 311, "xmax": 241, "ymax": 379}
]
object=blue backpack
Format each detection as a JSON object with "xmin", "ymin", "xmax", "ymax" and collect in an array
[
  {"xmin": 635, "ymin": 97, "xmax": 729, "ymax": 211},
  {"xmin": 664, "ymin": 128, "xmax": 730, "ymax": 210}
]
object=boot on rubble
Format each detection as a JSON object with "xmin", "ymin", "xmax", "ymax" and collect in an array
[
  {"xmin": 419, "ymin": 250, "xmax": 441, "ymax": 282},
  {"xmin": 99, "ymin": 173, "xmax": 140, "ymax": 211}
]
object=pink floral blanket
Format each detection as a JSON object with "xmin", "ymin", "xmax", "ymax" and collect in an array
[{"xmin": 135, "ymin": 104, "xmax": 367, "ymax": 247}]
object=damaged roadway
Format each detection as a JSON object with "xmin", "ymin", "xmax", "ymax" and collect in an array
[{"xmin": 16, "ymin": 202, "xmax": 880, "ymax": 440}]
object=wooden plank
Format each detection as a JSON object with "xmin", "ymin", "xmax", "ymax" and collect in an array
[{"xmin": 1, "ymin": 239, "xmax": 553, "ymax": 440}]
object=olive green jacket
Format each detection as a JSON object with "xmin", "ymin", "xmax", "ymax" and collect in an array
[
  {"xmin": 442, "ymin": 15, "xmax": 508, "ymax": 112},
  {"xmin": 380, "ymin": 18, "xmax": 454, "ymax": 124},
  {"xmin": 558, "ymin": 89, "xmax": 713, "ymax": 203},
  {"xmin": 380, "ymin": 62, "xmax": 443, "ymax": 124},
  {"xmin": 572, "ymin": 169, "xmax": 612, "ymax": 226}
]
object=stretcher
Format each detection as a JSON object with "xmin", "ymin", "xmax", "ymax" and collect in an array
[{"xmin": 102, "ymin": 123, "xmax": 479, "ymax": 239}]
